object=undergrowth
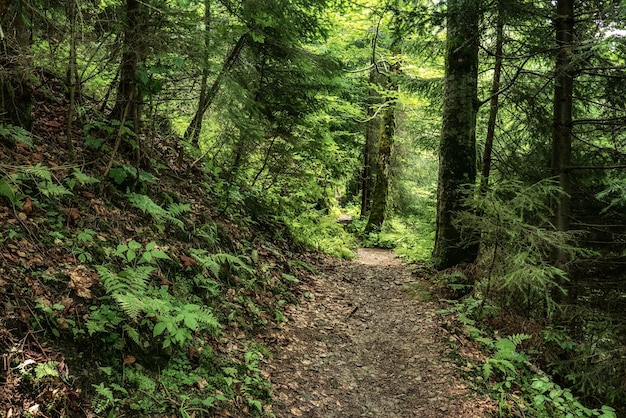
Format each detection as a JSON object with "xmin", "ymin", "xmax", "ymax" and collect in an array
[
  {"xmin": 438, "ymin": 298, "xmax": 617, "ymax": 418},
  {"xmin": 285, "ymin": 208, "xmax": 357, "ymax": 259},
  {"xmin": 0, "ymin": 159, "xmax": 303, "ymax": 416}
]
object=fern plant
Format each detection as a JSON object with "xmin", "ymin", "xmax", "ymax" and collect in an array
[
  {"xmin": 91, "ymin": 241, "xmax": 221, "ymax": 350},
  {"xmin": 126, "ymin": 193, "xmax": 190, "ymax": 231},
  {"xmin": 0, "ymin": 163, "xmax": 84, "ymax": 207}
]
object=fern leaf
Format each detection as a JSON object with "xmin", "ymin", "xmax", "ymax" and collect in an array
[
  {"xmin": 127, "ymin": 193, "xmax": 167, "ymax": 218},
  {"xmin": 72, "ymin": 169, "xmax": 100, "ymax": 185},
  {"xmin": 123, "ymin": 324, "xmax": 142, "ymax": 346},
  {"xmin": 113, "ymin": 293, "xmax": 145, "ymax": 321},
  {"xmin": 39, "ymin": 181, "xmax": 73, "ymax": 197},
  {"xmin": 0, "ymin": 178, "xmax": 18, "ymax": 205},
  {"xmin": 23, "ymin": 163, "xmax": 52, "ymax": 181},
  {"xmin": 167, "ymin": 203, "xmax": 190, "ymax": 217}
]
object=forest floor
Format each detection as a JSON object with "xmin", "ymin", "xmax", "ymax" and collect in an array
[{"xmin": 265, "ymin": 248, "xmax": 497, "ymax": 417}]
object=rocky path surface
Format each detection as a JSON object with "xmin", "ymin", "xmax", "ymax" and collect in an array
[{"xmin": 266, "ymin": 248, "xmax": 494, "ymax": 417}]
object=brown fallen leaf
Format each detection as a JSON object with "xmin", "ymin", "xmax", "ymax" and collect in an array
[
  {"xmin": 290, "ymin": 407, "xmax": 303, "ymax": 417},
  {"xmin": 68, "ymin": 207, "xmax": 80, "ymax": 223},
  {"xmin": 22, "ymin": 196, "xmax": 33, "ymax": 215},
  {"xmin": 180, "ymin": 254, "xmax": 197, "ymax": 268},
  {"xmin": 66, "ymin": 266, "xmax": 98, "ymax": 299}
]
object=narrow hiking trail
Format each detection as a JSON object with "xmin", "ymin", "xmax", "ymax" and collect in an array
[{"xmin": 266, "ymin": 249, "xmax": 496, "ymax": 417}]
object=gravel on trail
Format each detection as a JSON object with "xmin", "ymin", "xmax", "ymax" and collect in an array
[{"xmin": 266, "ymin": 248, "xmax": 495, "ymax": 417}]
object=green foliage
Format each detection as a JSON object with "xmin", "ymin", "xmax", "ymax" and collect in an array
[
  {"xmin": 457, "ymin": 180, "xmax": 592, "ymax": 318},
  {"xmin": 440, "ymin": 298, "xmax": 617, "ymax": 417},
  {"xmin": 0, "ymin": 123, "xmax": 33, "ymax": 146},
  {"xmin": 126, "ymin": 193, "xmax": 190, "ymax": 231},
  {"xmin": 286, "ymin": 210, "xmax": 356, "ymax": 258},
  {"xmin": 362, "ymin": 216, "xmax": 435, "ymax": 262},
  {"xmin": 109, "ymin": 164, "xmax": 156, "ymax": 189},
  {"xmin": 542, "ymin": 316, "xmax": 626, "ymax": 408},
  {"xmin": 93, "ymin": 240, "xmax": 221, "ymax": 350}
]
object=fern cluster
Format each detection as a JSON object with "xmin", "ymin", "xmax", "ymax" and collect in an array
[
  {"xmin": 126, "ymin": 193, "xmax": 190, "ymax": 231},
  {"xmin": 0, "ymin": 164, "xmax": 98, "ymax": 207},
  {"xmin": 92, "ymin": 249, "xmax": 221, "ymax": 351}
]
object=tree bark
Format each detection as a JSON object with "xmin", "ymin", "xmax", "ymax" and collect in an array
[
  {"xmin": 360, "ymin": 66, "xmax": 385, "ymax": 218},
  {"xmin": 0, "ymin": 0, "xmax": 32, "ymax": 131},
  {"xmin": 551, "ymin": 0, "xmax": 574, "ymax": 240},
  {"xmin": 66, "ymin": 0, "xmax": 78, "ymax": 161},
  {"xmin": 365, "ymin": 61, "xmax": 399, "ymax": 234},
  {"xmin": 110, "ymin": 0, "xmax": 145, "ymax": 134},
  {"xmin": 185, "ymin": 0, "xmax": 212, "ymax": 146},
  {"xmin": 433, "ymin": 0, "xmax": 480, "ymax": 269},
  {"xmin": 184, "ymin": 33, "xmax": 248, "ymax": 146},
  {"xmin": 550, "ymin": 0, "xmax": 575, "ymax": 305},
  {"xmin": 481, "ymin": 3, "xmax": 504, "ymax": 190}
]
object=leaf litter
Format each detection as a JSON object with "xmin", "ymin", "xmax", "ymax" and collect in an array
[{"xmin": 266, "ymin": 248, "xmax": 496, "ymax": 417}]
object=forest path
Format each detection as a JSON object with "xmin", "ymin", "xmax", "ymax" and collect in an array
[{"xmin": 266, "ymin": 249, "xmax": 494, "ymax": 417}]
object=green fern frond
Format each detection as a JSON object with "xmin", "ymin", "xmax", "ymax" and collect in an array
[
  {"xmin": 214, "ymin": 253, "xmax": 254, "ymax": 275},
  {"xmin": 0, "ymin": 178, "xmax": 20, "ymax": 206},
  {"xmin": 97, "ymin": 266, "xmax": 153, "ymax": 296},
  {"xmin": 167, "ymin": 202, "xmax": 190, "ymax": 217},
  {"xmin": 21, "ymin": 163, "xmax": 52, "ymax": 181},
  {"xmin": 113, "ymin": 293, "xmax": 145, "ymax": 320},
  {"xmin": 123, "ymin": 324, "xmax": 142, "ymax": 346},
  {"xmin": 127, "ymin": 193, "xmax": 167, "ymax": 217},
  {"xmin": 141, "ymin": 296, "xmax": 173, "ymax": 316},
  {"xmin": 0, "ymin": 124, "xmax": 33, "ymax": 146},
  {"xmin": 72, "ymin": 169, "xmax": 100, "ymax": 185},
  {"xmin": 127, "ymin": 193, "xmax": 186, "ymax": 230},
  {"xmin": 39, "ymin": 181, "xmax": 73, "ymax": 197},
  {"xmin": 508, "ymin": 333, "xmax": 531, "ymax": 347},
  {"xmin": 126, "ymin": 368, "xmax": 157, "ymax": 392},
  {"xmin": 190, "ymin": 249, "xmax": 221, "ymax": 278}
]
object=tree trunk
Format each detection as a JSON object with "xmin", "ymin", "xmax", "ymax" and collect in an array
[
  {"xmin": 185, "ymin": 0, "xmax": 212, "ymax": 146},
  {"xmin": 551, "ymin": 0, "xmax": 574, "ymax": 240},
  {"xmin": 433, "ymin": 0, "xmax": 480, "ymax": 270},
  {"xmin": 365, "ymin": 61, "xmax": 399, "ymax": 234},
  {"xmin": 481, "ymin": 3, "xmax": 504, "ymax": 190},
  {"xmin": 360, "ymin": 66, "xmax": 385, "ymax": 218},
  {"xmin": 184, "ymin": 33, "xmax": 248, "ymax": 146},
  {"xmin": 66, "ymin": 0, "xmax": 78, "ymax": 161},
  {"xmin": 0, "ymin": 0, "xmax": 32, "ymax": 132},
  {"xmin": 550, "ymin": 0, "xmax": 575, "ymax": 303},
  {"xmin": 110, "ymin": 0, "xmax": 144, "ymax": 133}
]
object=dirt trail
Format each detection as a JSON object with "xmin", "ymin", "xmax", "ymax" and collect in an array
[{"xmin": 267, "ymin": 248, "xmax": 494, "ymax": 417}]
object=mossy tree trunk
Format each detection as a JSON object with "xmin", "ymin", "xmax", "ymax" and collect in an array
[
  {"xmin": 360, "ymin": 66, "xmax": 386, "ymax": 219},
  {"xmin": 433, "ymin": 0, "xmax": 480, "ymax": 269},
  {"xmin": 365, "ymin": 61, "xmax": 399, "ymax": 234},
  {"xmin": 0, "ymin": 0, "xmax": 32, "ymax": 132}
]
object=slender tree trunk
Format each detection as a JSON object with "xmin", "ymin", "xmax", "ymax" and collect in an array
[
  {"xmin": 0, "ymin": 0, "xmax": 32, "ymax": 132},
  {"xmin": 66, "ymin": 0, "xmax": 78, "ymax": 161},
  {"xmin": 365, "ymin": 61, "xmax": 399, "ymax": 233},
  {"xmin": 186, "ymin": 0, "xmax": 212, "ymax": 146},
  {"xmin": 360, "ymin": 66, "xmax": 385, "ymax": 218},
  {"xmin": 551, "ymin": 0, "xmax": 575, "ymax": 303},
  {"xmin": 184, "ymin": 33, "xmax": 248, "ymax": 145},
  {"xmin": 433, "ymin": 0, "xmax": 480, "ymax": 270},
  {"xmin": 110, "ymin": 0, "xmax": 144, "ymax": 134},
  {"xmin": 481, "ymin": 4, "xmax": 504, "ymax": 190},
  {"xmin": 551, "ymin": 0, "xmax": 574, "ymax": 239}
]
